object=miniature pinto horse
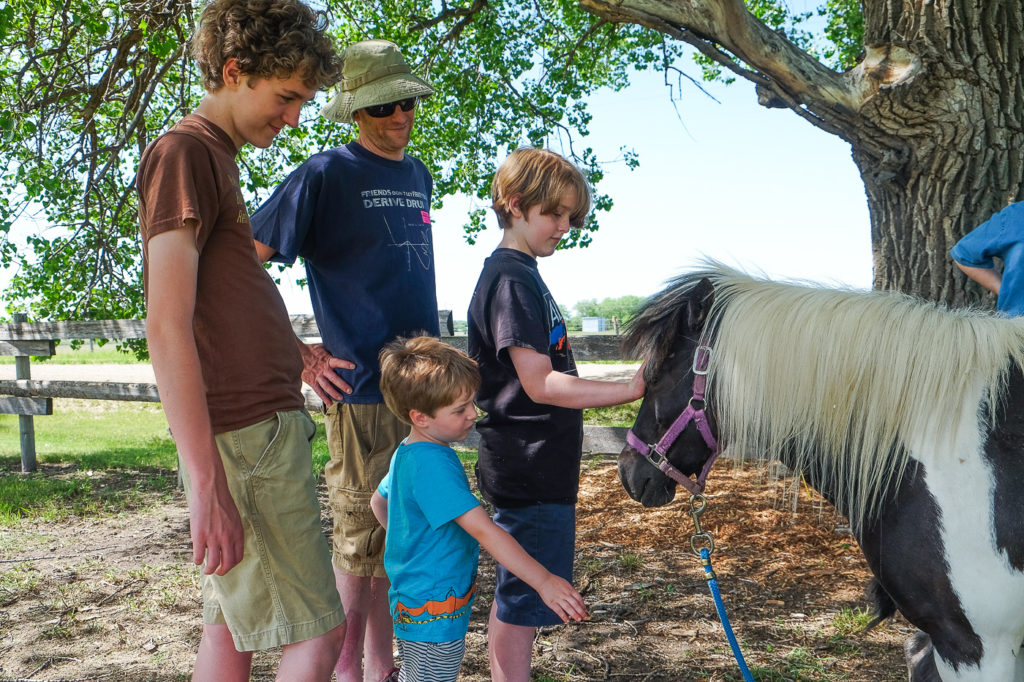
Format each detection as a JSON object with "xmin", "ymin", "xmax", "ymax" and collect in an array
[{"xmin": 617, "ymin": 264, "xmax": 1024, "ymax": 681}]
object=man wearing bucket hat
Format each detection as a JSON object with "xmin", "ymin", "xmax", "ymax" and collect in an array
[{"xmin": 251, "ymin": 39, "xmax": 437, "ymax": 682}]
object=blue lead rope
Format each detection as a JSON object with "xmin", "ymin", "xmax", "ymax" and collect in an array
[
  {"xmin": 689, "ymin": 492, "xmax": 754, "ymax": 681},
  {"xmin": 699, "ymin": 547, "xmax": 754, "ymax": 681}
]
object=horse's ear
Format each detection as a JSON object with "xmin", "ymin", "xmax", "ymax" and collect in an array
[{"xmin": 686, "ymin": 278, "xmax": 714, "ymax": 332}]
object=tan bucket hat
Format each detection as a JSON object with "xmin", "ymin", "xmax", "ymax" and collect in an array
[{"xmin": 321, "ymin": 40, "xmax": 434, "ymax": 124}]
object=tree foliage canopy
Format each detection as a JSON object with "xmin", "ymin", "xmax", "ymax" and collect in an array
[
  {"xmin": 575, "ymin": 295, "xmax": 645, "ymax": 323},
  {"xmin": 0, "ymin": 0, "xmax": 864, "ymax": 323}
]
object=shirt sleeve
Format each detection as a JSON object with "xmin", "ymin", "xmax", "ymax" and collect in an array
[
  {"xmin": 250, "ymin": 158, "xmax": 325, "ymax": 264},
  {"xmin": 138, "ymin": 133, "xmax": 217, "ymax": 251},
  {"xmin": 951, "ymin": 203, "xmax": 1024, "ymax": 268},
  {"xmin": 377, "ymin": 461, "xmax": 393, "ymax": 500},
  {"xmin": 489, "ymin": 280, "xmax": 550, "ymax": 370},
  {"xmin": 411, "ymin": 451, "xmax": 480, "ymax": 530}
]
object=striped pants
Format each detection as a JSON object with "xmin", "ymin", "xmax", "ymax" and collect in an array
[{"xmin": 397, "ymin": 638, "xmax": 466, "ymax": 682}]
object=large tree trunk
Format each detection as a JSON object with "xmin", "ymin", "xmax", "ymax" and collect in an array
[{"xmin": 581, "ymin": 0, "xmax": 1024, "ymax": 307}]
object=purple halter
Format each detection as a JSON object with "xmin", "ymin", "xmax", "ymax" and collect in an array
[{"xmin": 625, "ymin": 345, "xmax": 720, "ymax": 497}]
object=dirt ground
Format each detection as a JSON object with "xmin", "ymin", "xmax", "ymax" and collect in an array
[{"xmin": 0, "ymin": 457, "xmax": 910, "ymax": 681}]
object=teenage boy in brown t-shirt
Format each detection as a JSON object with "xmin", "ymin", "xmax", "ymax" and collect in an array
[{"xmin": 136, "ymin": 2, "xmax": 343, "ymax": 679}]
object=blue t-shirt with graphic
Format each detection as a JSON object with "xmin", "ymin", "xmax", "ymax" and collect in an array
[
  {"xmin": 251, "ymin": 142, "xmax": 439, "ymax": 402},
  {"xmin": 377, "ymin": 441, "xmax": 481, "ymax": 642}
]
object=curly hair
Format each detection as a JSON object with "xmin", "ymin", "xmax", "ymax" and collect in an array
[
  {"xmin": 193, "ymin": 0, "xmax": 341, "ymax": 92},
  {"xmin": 379, "ymin": 336, "xmax": 481, "ymax": 425},
  {"xmin": 491, "ymin": 147, "xmax": 591, "ymax": 230}
]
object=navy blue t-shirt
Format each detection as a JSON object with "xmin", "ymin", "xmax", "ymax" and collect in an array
[
  {"xmin": 467, "ymin": 248, "xmax": 584, "ymax": 507},
  {"xmin": 251, "ymin": 142, "xmax": 439, "ymax": 402}
]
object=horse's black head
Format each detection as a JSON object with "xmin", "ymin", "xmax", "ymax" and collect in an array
[{"xmin": 618, "ymin": 277, "xmax": 718, "ymax": 507}]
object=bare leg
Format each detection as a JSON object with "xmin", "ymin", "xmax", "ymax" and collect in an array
[
  {"xmin": 363, "ymin": 575, "xmax": 397, "ymax": 681},
  {"xmin": 487, "ymin": 601, "xmax": 535, "ymax": 682},
  {"xmin": 194, "ymin": 623, "xmax": 252, "ymax": 682},
  {"xmin": 334, "ymin": 567, "xmax": 395, "ymax": 682},
  {"xmin": 278, "ymin": 622, "xmax": 346, "ymax": 681}
]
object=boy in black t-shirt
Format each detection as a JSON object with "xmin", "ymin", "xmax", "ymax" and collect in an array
[{"xmin": 467, "ymin": 147, "xmax": 646, "ymax": 681}]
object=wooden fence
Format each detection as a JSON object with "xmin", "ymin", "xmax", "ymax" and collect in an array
[{"xmin": 1, "ymin": 313, "xmax": 632, "ymax": 472}]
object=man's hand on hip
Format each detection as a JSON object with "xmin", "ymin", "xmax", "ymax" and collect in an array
[{"xmin": 298, "ymin": 340, "xmax": 355, "ymax": 405}]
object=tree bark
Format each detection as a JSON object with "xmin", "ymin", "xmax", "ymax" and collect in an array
[{"xmin": 580, "ymin": 0, "xmax": 1024, "ymax": 307}]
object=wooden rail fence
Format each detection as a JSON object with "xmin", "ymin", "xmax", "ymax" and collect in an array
[{"xmin": 1, "ymin": 313, "xmax": 632, "ymax": 472}]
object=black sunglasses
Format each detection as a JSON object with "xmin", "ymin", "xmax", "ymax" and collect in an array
[{"xmin": 363, "ymin": 97, "xmax": 418, "ymax": 118}]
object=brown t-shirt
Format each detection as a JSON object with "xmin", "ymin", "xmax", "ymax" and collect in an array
[{"xmin": 137, "ymin": 114, "xmax": 304, "ymax": 432}]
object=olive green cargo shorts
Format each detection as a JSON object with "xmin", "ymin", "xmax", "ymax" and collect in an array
[{"xmin": 181, "ymin": 410, "xmax": 345, "ymax": 651}]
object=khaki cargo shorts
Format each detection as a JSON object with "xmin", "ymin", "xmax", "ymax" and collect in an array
[
  {"xmin": 323, "ymin": 401, "xmax": 408, "ymax": 577},
  {"xmin": 180, "ymin": 410, "xmax": 345, "ymax": 651}
]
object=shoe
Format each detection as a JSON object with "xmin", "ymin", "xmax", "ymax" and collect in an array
[{"xmin": 381, "ymin": 668, "xmax": 400, "ymax": 682}]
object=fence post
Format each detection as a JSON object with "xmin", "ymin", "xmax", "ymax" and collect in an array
[{"xmin": 13, "ymin": 313, "xmax": 38, "ymax": 473}]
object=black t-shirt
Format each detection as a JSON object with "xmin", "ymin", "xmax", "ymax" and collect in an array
[{"xmin": 467, "ymin": 248, "xmax": 584, "ymax": 507}]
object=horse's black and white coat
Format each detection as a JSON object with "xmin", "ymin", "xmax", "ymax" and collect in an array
[{"xmin": 616, "ymin": 265, "xmax": 1024, "ymax": 681}]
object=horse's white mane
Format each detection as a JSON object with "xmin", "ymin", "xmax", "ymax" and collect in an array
[{"xmin": 683, "ymin": 264, "xmax": 1024, "ymax": 527}]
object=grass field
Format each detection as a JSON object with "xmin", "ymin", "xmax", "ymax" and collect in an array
[
  {"xmin": 0, "ymin": 400, "xmax": 178, "ymax": 525},
  {"xmin": 0, "ymin": 344, "xmax": 143, "ymax": 364},
  {"xmin": 0, "ymin": 400, "xmax": 341, "ymax": 522},
  {"xmin": 0, "ymin": 401, "xmax": 493, "ymax": 526},
  {"xmin": 0, "ymin": 360, "xmax": 638, "ymax": 527}
]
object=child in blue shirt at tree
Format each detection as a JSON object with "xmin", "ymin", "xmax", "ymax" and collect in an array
[
  {"xmin": 369, "ymin": 336, "xmax": 586, "ymax": 682},
  {"xmin": 467, "ymin": 147, "xmax": 646, "ymax": 681},
  {"xmin": 950, "ymin": 201, "xmax": 1024, "ymax": 316}
]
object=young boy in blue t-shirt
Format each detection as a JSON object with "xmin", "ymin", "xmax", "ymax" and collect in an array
[
  {"xmin": 369, "ymin": 336, "xmax": 586, "ymax": 681},
  {"xmin": 467, "ymin": 147, "xmax": 647, "ymax": 681}
]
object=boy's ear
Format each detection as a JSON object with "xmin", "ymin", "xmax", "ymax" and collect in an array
[
  {"xmin": 508, "ymin": 194, "xmax": 524, "ymax": 219},
  {"xmin": 408, "ymin": 408, "xmax": 431, "ymax": 428},
  {"xmin": 222, "ymin": 57, "xmax": 243, "ymax": 89}
]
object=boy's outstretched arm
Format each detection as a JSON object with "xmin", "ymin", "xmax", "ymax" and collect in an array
[
  {"xmin": 147, "ymin": 227, "xmax": 244, "ymax": 576},
  {"xmin": 454, "ymin": 506, "xmax": 586, "ymax": 623},
  {"xmin": 508, "ymin": 346, "xmax": 646, "ymax": 410}
]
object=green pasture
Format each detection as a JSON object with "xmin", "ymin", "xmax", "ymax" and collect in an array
[
  {"xmin": 0, "ymin": 395, "xmax": 639, "ymax": 527},
  {"xmin": 0, "ymin": 401, "xmax": 177, "ymax": 525},
  {"xmin": 0, "ymin": 343, "xmax": 143, "ymax": 365}
]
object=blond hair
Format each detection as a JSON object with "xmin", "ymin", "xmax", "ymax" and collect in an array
[
  {"xmin": 491, "ymin": 147, "xmax": 591, "ymax": 230},
  {"xmin": 193, "ymin": 0, "xmax": 341, "ymax": 92},
  {"xmin": 379, "ymin": 336, "xmax": 481, "ymax": 424}
]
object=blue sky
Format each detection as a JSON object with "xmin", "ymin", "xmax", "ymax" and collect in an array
[
  {"xmin": 385, "ymin": 65, "xmax": 872, "ymax": 320},
  {"xmin": 272, "ymin": 65, "xmax": 874, "ymax": 318}
]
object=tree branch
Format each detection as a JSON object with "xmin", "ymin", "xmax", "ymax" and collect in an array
[
  {"xmin": 410, "ymin": 0, "xmax": 487, "ymax": 32},
  {"xmin": 579, "ymin": 0, "xmax": 872, "ymax": 129}
]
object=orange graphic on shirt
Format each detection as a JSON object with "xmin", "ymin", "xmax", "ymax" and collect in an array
[{"xmin": 394, "ymin": 583, "xmax": 476, "ymax": 619}]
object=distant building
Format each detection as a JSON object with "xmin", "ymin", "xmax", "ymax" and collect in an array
[{"xmin": 582, "ymin": 317, "xmax": 607, "ymax": 333}]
